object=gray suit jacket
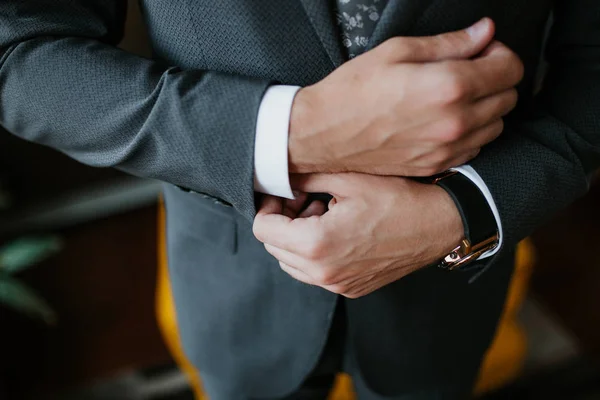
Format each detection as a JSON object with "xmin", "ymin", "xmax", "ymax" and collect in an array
[{"xmin": 1, "ymin": 0, "xmax": 599, "ymax": 397}]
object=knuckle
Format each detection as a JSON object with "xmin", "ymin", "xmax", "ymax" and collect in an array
[
  {"xmin": 442, "ymin": 79, "xmax": 466, "ymax": 103},
  {"xmin": 439, "ymin": 67, "xmax": 470, "ymax": 103},
  {"xmin": 304, "ymin": 239, "xmax": 325, "ymax": 260},
  {"xmin": 303, "ymin": 229, "xmax": 329, "ymax": 260},
  {"xmin": 313, "ymin": 269, "xmax": 337, "ymax": 287},
  {"xmin": 430, "ymin": 150, "xmax": 453, "ymax": 172},
  {"xmin": 404, "ymin": 38, "xmax": 425, "ymax": 59},
  {"xmin": 510, "ymin": 53, "xmax": 525, "ymax": 82},
  {"xmin": 506, "ymin": 88, "xmax": 519, "ymax": 108},
  {"xmin": 462, "ymin": 148, "xmax": 480, "ymax": 164},
  {"xmin": 380, "ymin": 37, "xmax": 408, "ymax": 59},
  {"xmin": 494, "ymin": 118, "xmax": 505, "ymax": 134},
  {"xmin": 379, "ymin": 37, "xmax": 399, "ymax": 52},
  {"xmin": 278, "ymin": 261, "xmax": 295, "ymax": 275},
  {"xmin": 478, "ymin": 119, "xmax": 504, "ymax": 145},
  {"xmin": 489, "ymin": 119, "xmax": 504, "ymax": 140},
  {"xmin": 327, "ymin": 283, "xmax": 347, "ymax": 295},
  {"xmin": 441, "ymin": 115, "xmax": 469, "ymax": 142},
  {"xmin": 498, "ymin": 46, "xmax": 525, "ymax": 85},
  {"xmin": 436, "ymin": 147, "xmax": 453, "ymax": 163},
  {"xmin": 431, "ymin": 34, "xmax": 455, "ymax": 55}
]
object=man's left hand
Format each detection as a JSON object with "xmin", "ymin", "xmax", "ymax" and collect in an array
[{"xmin": 253, "ymin": 173, "xmax": 464, "ymax": 298}]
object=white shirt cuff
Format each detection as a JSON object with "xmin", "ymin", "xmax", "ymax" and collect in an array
[
  {"xmin": 451, "ymin": 165, "xmax": 503, "ymax": 259},
  {"xmin": 254, "ymin": 85, "xmax": 301, "ymax": 200}
]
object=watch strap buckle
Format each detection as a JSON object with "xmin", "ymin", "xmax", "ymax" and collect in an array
[{"xmin": 440, "ymin": 234, "xmax": 499, "ymax": 271}]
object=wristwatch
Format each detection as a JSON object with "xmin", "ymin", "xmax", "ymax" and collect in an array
[{"xmin": 430, "ymin": 171, "xmax": 499, "ymax": 271}]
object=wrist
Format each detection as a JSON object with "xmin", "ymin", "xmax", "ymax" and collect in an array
[
  {"xmin": 423, "ymin": 183, "xmax": 465, "ymax": 259},
  {"xmin": 288, "ymin": 86, "xmax": 325, "ymax": 174}
]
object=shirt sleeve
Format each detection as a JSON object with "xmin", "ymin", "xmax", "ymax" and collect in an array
[{"xmin": 253, "ymin": 85, "xmax": 301, "ymax": 199}]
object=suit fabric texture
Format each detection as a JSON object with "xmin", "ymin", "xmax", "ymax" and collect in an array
[{"xmin": 1, "ymin": 0, "xmax": 599, "ymax": 397}]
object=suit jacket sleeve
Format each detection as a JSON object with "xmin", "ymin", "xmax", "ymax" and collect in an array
[
  {"xmin": 0, "ymin": 1, "xmax": 271, "ymax": 221},
  {"xmin": 469, "ymin": 0, "xmax": 600, "ymax": 276}
]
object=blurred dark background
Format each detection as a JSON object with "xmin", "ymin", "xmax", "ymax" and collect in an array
[{"xmin": 1, "ymin": 2, "xmax": 600, "ymax": 400}]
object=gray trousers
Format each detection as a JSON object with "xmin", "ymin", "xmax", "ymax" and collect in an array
[{"xmin": 202, "ymin": 298, "xmax": 476, "ymax": 400}]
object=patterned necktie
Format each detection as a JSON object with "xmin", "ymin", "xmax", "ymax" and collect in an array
[{"xmin": 336, "ymin": 0, "xmax": 389, "ymax": 59}]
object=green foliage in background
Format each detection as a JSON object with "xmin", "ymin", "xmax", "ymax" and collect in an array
[{"xmin": 0, "ymin": 236, "xmax": 62, "ymax": 325}]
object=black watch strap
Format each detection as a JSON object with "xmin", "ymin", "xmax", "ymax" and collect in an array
[{"xmin": 435, "ymin": 172, "xmax": 497, "ymax": 245}]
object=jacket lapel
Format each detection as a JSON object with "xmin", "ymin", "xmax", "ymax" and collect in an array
[
  {"xmin": 299, "ymin": 0, "xmax": 346, "ymax": 67},
  {"xmin": 367, "ymin": 0, "xmax": 438, "ymax": 51}
]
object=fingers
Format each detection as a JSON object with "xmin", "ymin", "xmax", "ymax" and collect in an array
[
  {"xmin": 464, "ymin": 42, "xmax": 524, "ymax": 99},
  {"xmin": 472, "ymin": 88, "xmax": 518, "ymax": 123},
  {"xmin": 265, "ymin": 244, "xmax": 312, "ymax": 274},
  {"xmin": 253, "ymin": 210, "xmax": 323, "ymax": 253},
  {"xmin": 459, "ymin": 118, "xmax": 505, "ymax": 151},
  {"xmin": 279, "ymin": 194, "xmax": 325, "ymax": 219},
  {"xmin": 279, "ymin": 262, "xmax": 316, "ymax": 286},
  {"xmin": 443, "ymin": 148, "xmax": 482, "ymax": 170},
  {"xmin": 479, "ymin": 40, "xmax": 505, "ymax": 57},
  {"xmin": 257, "ymin": 195, "xmax": 283, "ymax": 216},
  {"xmin": 254, "ymin": 193, "xmax": 329, "ymax": 257},
  {"xmin": 378, "ymin": 18, "xmax": 495, "ymax": 63},
  {"xmin": 290, "ymin": 173, "xmax": 349, "ymax": 196},
  {"xmin": 442, "ymin": 119, "xmax": 504, "ymax": 168},
  {"xmin": 266, "ymin": 244, "xmax": 339, "ymax": 287},
  {"xmin": 255, "ymin": 195, "xmax": 295, "ymax": 244},
  {"xmin": 282, "ymin": 192, "xmax": 308, "ymax": 218},
  {"xmin": 459, "ymin": 88, "xmax": 517, "ymax": 132},
  {"xmin": 298, "ymin": 200, "xmax": 327, "ymax": 218},
  {"xmin": 425, "ymin": 42, "xmax": 522, "ymax": 105}
]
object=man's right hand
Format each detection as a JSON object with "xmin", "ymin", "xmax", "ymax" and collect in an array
[{"xmin": 288, "ymin": 18, "xmax": 524, "ymax": 177}]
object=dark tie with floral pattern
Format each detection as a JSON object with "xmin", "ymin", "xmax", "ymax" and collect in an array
[{"xmin": 336, "ymin": 0, "xmax": 389, "ymax": 58}]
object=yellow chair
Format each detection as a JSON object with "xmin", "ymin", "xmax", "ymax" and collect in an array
[{"xmin": 156, "ymin": 203, "xmax": 535, "ymax": 399}]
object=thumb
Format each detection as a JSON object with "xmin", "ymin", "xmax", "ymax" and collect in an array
[
  {"xmin": 383, "ymin": 17, "xmax": 495, "ymax": 63},
  {"xmin": 256, "ymin": 194, "xmax": 283, "ymax": 216}
]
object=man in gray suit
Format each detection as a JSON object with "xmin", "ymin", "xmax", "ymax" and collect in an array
[{"xmin": 0, "ymin": 1, "xmax": 598, "ymax": 399}]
